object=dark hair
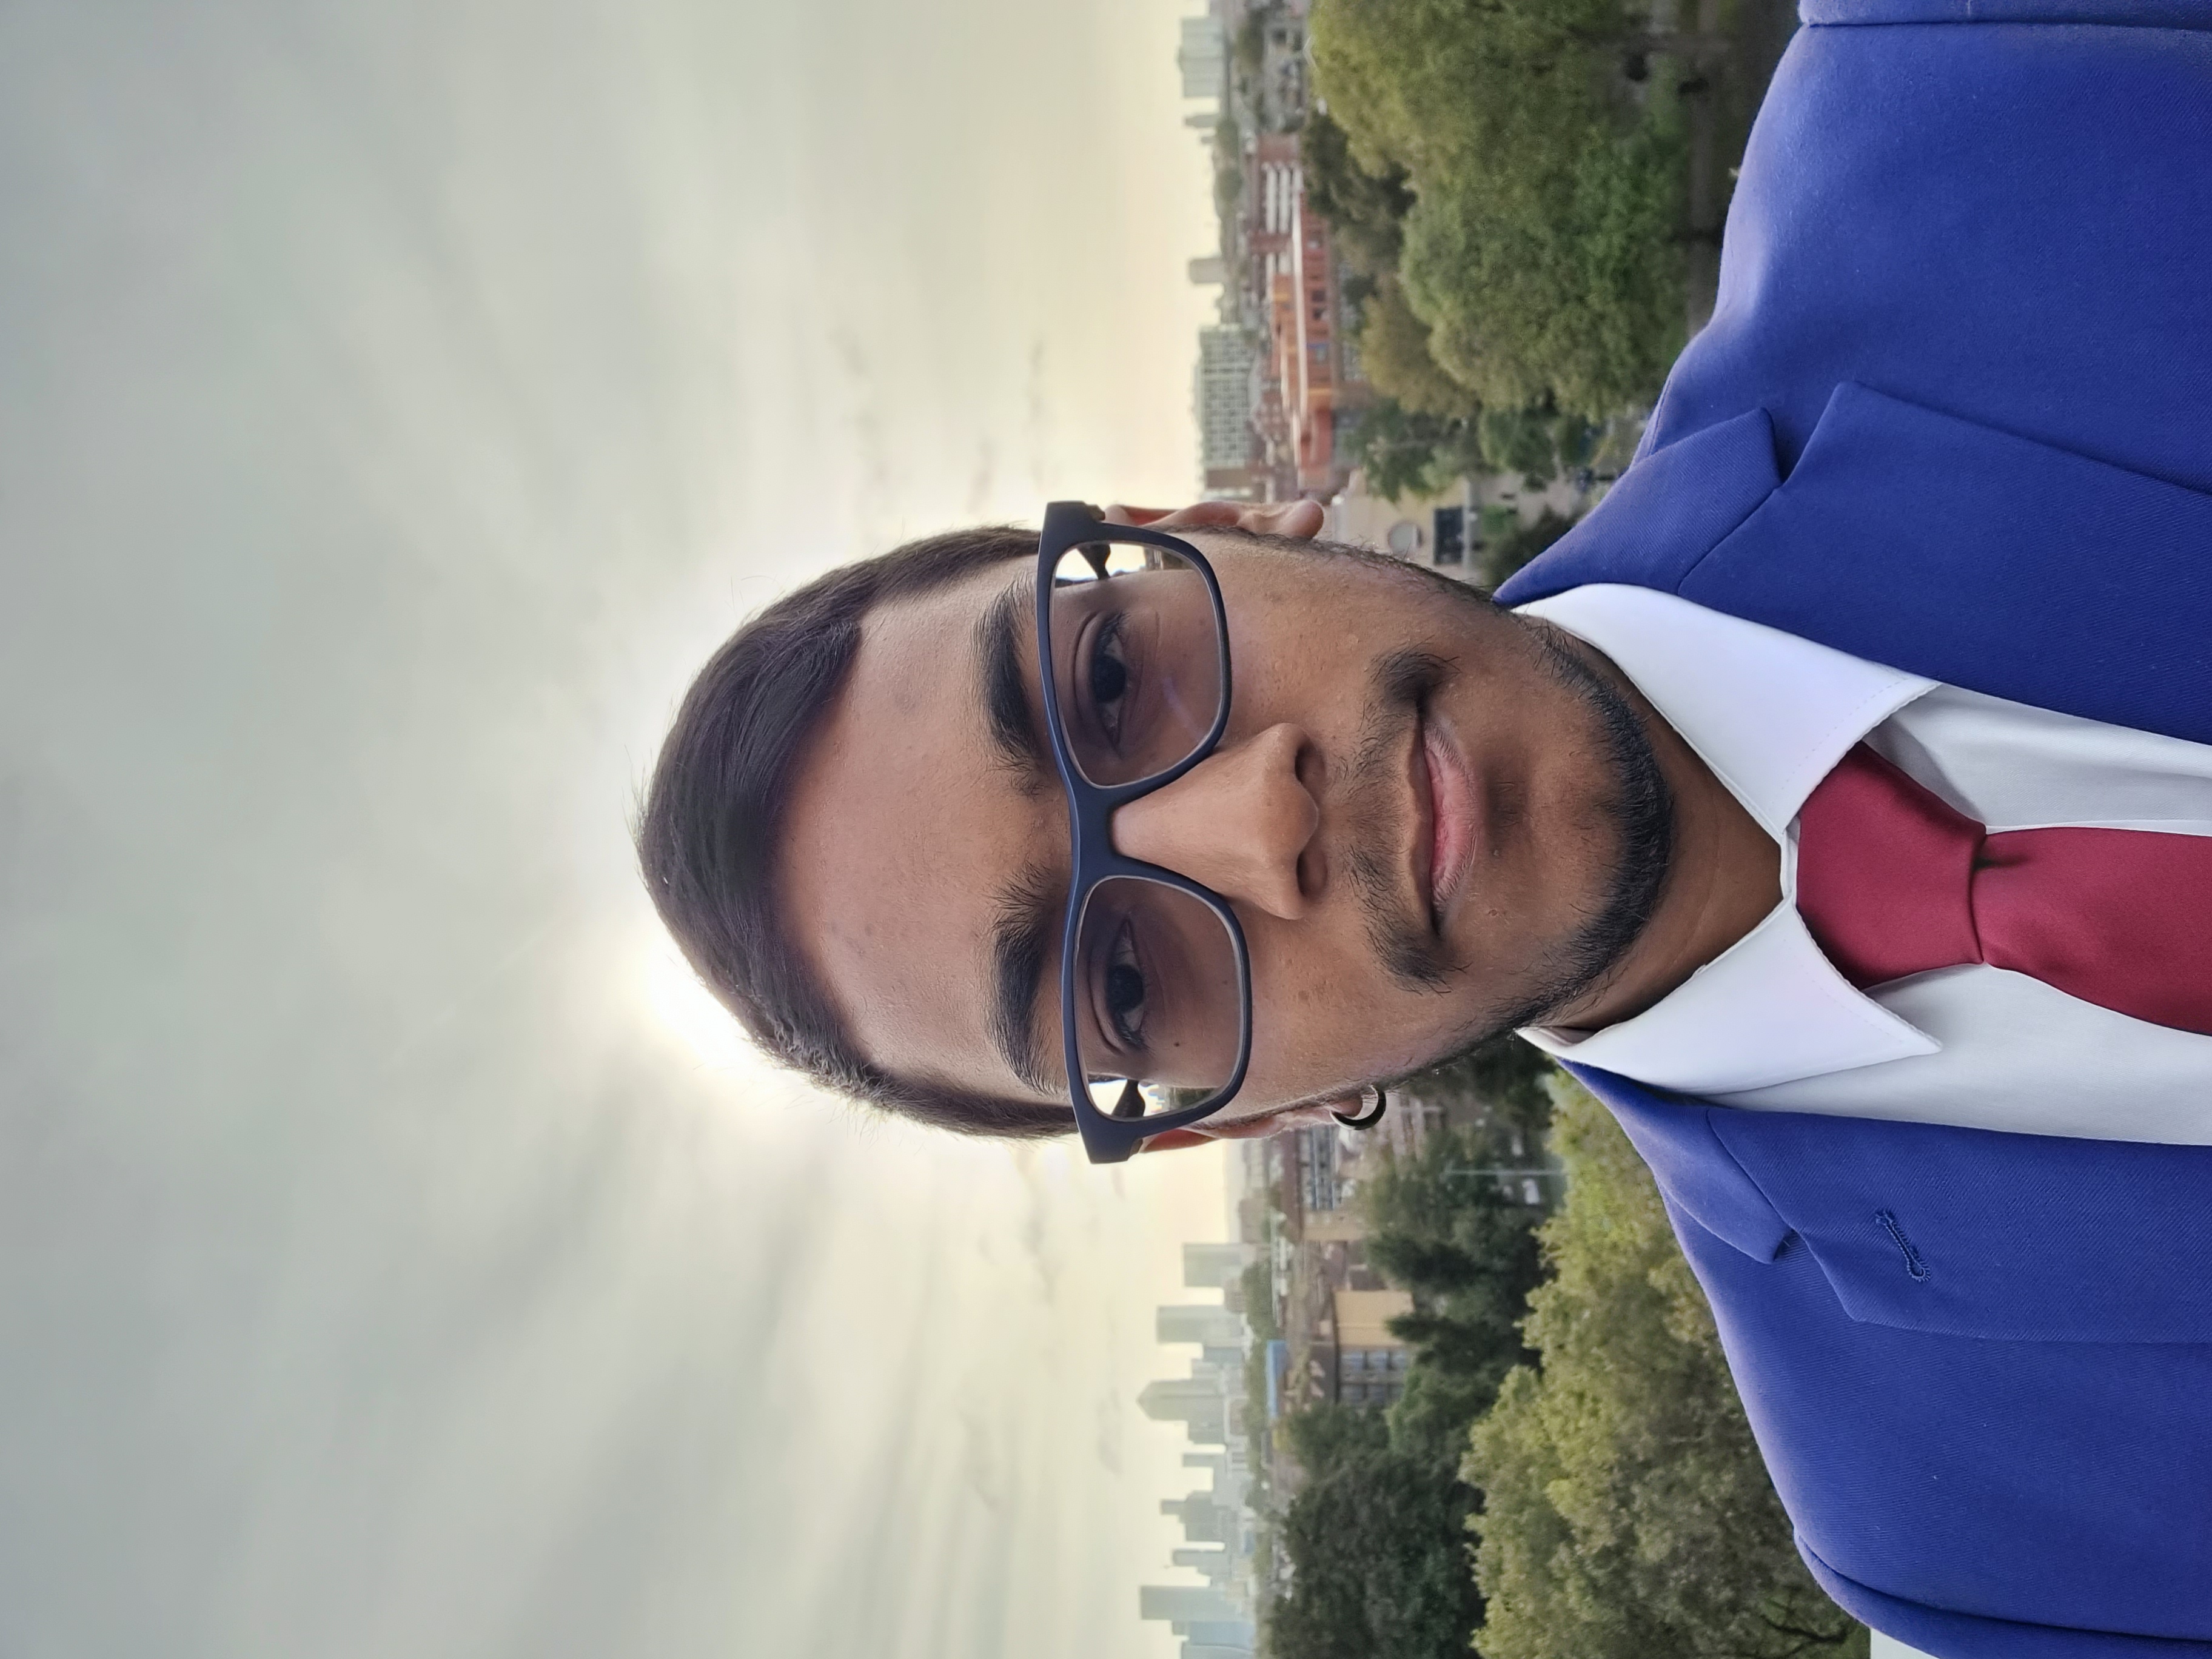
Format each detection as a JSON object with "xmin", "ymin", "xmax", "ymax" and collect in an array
[{"xmin": 637, "ymin": 526, "xmax": 1076, "ymax": 1138}]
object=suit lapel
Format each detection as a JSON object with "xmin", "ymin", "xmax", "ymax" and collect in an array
[{"xmin": 1503, "ymin": 383, "xmax": 2212, "ymax": 746}]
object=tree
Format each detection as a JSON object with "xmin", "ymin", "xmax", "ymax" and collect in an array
[
  {"xmin": 1479, "ymin": 506, "xmax": 1576, "ymax": 589},
  {"xmin": 1477, "ymin": 403, "xmax": 1563, "ymax": 485},
  {"xmin": 1404, "ymin": 1028, "xmax": 1555, "ymax": 1129},
  {"xmin": 1270, "ymin": 1406, "xmax": 1483, "ymax": 1659},
  {"xmin": 1358, "ymin": 281, "xmax": 1477, "ymax": 418},
  {"xmin": 1272, "ymin": 1125, "xmax": 1551, "ymax": 1657},
  {"xmin": 1360, "ymin": 1126, "xmax": 1549, "ymax": 1464},
  {"xmin": 1398, "ymin": 118, "xmax": 1684, "ymax": 417},
  {"xmin": 1465, "ymin": 1078, "xmax": 1868, "ymax": 1659},
  {"xmin": 1338, "ymin": 398, "xmax": 1480, "ymax": 502},
  {"xmin": 1301, "ymin": 107, "xmax": 1417, "ymax": 275},
  {"xmin": 1239, "ymin": 1259, "xmax": 1281, "ymax": 1341},
  {"xmin": 1212, "ymin": 113, "xmax": 1244, "ymax": 224},
  {"xmin": 1312, "ymin": 0, "xmax": 1689, "ymax": 415}
]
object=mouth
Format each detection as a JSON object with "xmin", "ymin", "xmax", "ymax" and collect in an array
[{"xmin": 1419, "ymin": 705, "xmax": 1481, "ymax": 920}]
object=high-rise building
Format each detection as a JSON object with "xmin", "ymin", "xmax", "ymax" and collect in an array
[
  {"xmin": 1139, "ymin": 1372, "xmax": 1230, "ymax": 1447},
  {"xmin": 1181, "ymin": 1241, "xmax": 1252, "ymax": 1289},
  {"xmin": 1158, "ymin": 1304, "xmax": 1247, "ymax": 1348},
  {"xmin": 1183, "ymin": 1620, "xmax": 1259, "ymax": 1652},
  {"xmin": 1141, "ymin": 1584, "xmax": 1242, "ymax": 1624},
  {"xmin": 1193, "ymin": 325, "xmax": 1259, "ymax": 479},
  {"xmin": 1178, "ymin": 15, "xmax": 1228, "ymax": 101},
  {"xmin": 1162, "ymin": 1492, "xmax": 1235, "ymax": 1544}
]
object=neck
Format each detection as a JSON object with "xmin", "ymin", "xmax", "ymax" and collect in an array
[{"xmin": 1546, "ymin": 640, "xmax": 1781, "ymax": 1032}]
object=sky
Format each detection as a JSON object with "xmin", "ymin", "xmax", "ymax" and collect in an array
[{"xmin": 0, "ymin": 1, "xmax": 1241, "ymax": 1654}]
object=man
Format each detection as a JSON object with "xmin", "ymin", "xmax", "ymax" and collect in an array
[{"xmin": 640, "ymin": 0, "xmax": 2212, "ymax": 1651}]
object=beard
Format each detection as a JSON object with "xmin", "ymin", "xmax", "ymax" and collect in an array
[
  {"xmin": 1205, "ymin": 526, "xmax": 1677, "ymax": 1068},
  {"xmin": 1479, "ymin": 617, "xmax": 1674, "ymax": 1033},
  {"xmin": 1333, "ymin": 571, "xmax": 1674, "ymax": 1054}
]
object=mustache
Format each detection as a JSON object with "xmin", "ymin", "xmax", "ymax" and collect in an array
[
  {"xmin": 1344, "ymin": 646, "xmax": 1459, "ymax": 994},
  {"xmin": 1333, "ymin": 623, "xmax": 1676, "ymax": 1047}
]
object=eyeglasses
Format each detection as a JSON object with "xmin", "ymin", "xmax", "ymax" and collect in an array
[{"xmin": 1034, "ymin": 501, "xmax": 1253, "ymax": 1164}]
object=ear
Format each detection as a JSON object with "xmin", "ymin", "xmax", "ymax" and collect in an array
[
  {"xmin": 1137, "ymin": 1096, "xmax": 1362, "ymax": 1155},
  {"xmin": 1103, "ymin": 499, "xmax": 1326, "ymax": 541}
]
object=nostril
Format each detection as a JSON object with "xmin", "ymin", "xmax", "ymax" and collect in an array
[{"xmin": 1298, "ymin": 841, "xmax": 1326, "ymax": 898}]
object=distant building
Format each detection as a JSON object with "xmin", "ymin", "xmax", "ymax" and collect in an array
[
  {"xmin": 1178, "ymin": 14, "xmax": 1227, "ymax": 100},
  {"xmin": 1187, "ymin": 254, "xmax": 1228, "ymax": 288},
  {"xmin": 1193, "ymin": 324, "xmax": 1261, "ymax": 483},
  {"xmin": 1143, "ymin": 1584, "xmax": 1244, "ymax": 1625},
  {"xmin": 1182, "ymin": 1241, "xmax": 1253, "ymax": 1289},
  {"xmin": 1139, "ymin": 1372, "xmax": 1230, "ymax": 1447},
  {"xmin": 1183, "ymin": 1618, "xmax": 1259, "ymax": 1653},
  {"xmin": 1162, "ymin": 1493, "xmax": 1236, "ymax": 1546},
  {"xmin": 1327, "ymin": 464, "xmax": 1598, "ymax": 582},
  {"xmin": 1158, "ymin": 1304, "xmax": 1247, "ymax": 1349},
  {"xmin": 1333, "ymin": 1288, "xmax": 1415, "ymax": 1407}
]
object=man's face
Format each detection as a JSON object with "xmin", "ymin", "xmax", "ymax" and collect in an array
[{"xmin": 779, "ymin": 532, "xmax": 1668, "ymax": 1128}]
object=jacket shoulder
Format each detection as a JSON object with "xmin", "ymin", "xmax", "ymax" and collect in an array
[{"xmin": 1801, "ymin": 0, "xmax": 2212, "ymax": 27}]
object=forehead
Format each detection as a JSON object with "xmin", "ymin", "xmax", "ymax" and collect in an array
[{"xmin": 779, "ymin": 561, "xmax": 1052, "ymax": 1098}]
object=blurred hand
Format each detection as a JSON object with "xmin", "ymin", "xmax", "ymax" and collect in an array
[{"xmin": 1102, "ymin": 498, "xmax": 1326, "ymax": 541}]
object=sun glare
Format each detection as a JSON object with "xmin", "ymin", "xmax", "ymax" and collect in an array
[{"xmin": 644, "ymin": 941, "xmax": 760, "ymax": 1076}]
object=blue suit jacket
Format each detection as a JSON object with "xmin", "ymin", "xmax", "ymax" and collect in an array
[{"xmin": 1493, "ymin": 4, "xmax": 2212, "ymax": 1651}]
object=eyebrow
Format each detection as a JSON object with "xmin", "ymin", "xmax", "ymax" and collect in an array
[
  {"xmin": 987, "ymin": 859, "xmax": 1062, "ymax": 1098},
  {"xmin": 977, "ymin": 578, "xmax": 1048, "ymax": 786},
  {"xmin": 974, "ymin": 578, "xmax": 1062, "ymax": 1096}
]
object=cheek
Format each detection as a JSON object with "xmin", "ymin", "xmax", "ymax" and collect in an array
[
  {"xmin": 1242, "ymin": 924, "xmax": 1439, "ymax": 1095},
  {"xmin": 1222, "ymin": 591, "xmax": 1390, "ymax": 713}
]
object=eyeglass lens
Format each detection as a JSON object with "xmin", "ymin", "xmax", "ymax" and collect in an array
[{"xmin": 1048, "ymin": 541, "xmax": 1242, "ymax": 1119}]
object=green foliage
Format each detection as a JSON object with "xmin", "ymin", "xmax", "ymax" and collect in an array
[
  {"xmin": 1479, "ymin": 506, "xmax": 1577, "ymax": 589},
  {"xmin": 1399, "ymin": 120, "xmax": 1685, "ymax": 417},
  {"xmin": 1477, "ymin": 404, "xmax": 1563, "ymax": 486},
  {"xmin": 1402, "ymin": 1029, "xmax": 1556, "ymax": 1132},
  {"xmin": 1312, "ymin": 0, "xmax": 1689, "ymax": 416},
  {"xmin": 1235, "ymin": 6, "xmax": 1270, "ymax": 79},
  {"xmin": 1339, "ymin": 398, "xmax": 1481, "ymax": 502},
  {"xmin": 1212, "ymin": 120, "xmax": 1245, "ymax": 234},
  {"xmin": 1244, "ymin": 1341, "xmax": 1277, "ymax": 1520},
  {"xmin": 1474, "ymin": 398, "xmax": 1599, "ymax": 488},
  {"xmin": 1301, "ymin": 108, "xmax": 1417, "ymax": 275},
  {"xmin": 1361, "ymin": 1127, "xmax": 1547, "ymax": 1457},
  {"xmin": 1240, "ymin": 1259, "xmax": 1281, "ymax": 1341},
  {"xmin": 1466, "ymin": 1078, "xmax": 1867, "ymax": 1659},
  {"xmin": 1286, "ymin": 1393, "xmax": 1390, "ymax": 1470},
  {"xmin": 1386, "ymin": 1359, "xmax": 1512, "ymax": 1471},
  {"xmin": 1272, "ymin": 1118, "xmax": 1552, "ymax": 1658},
  {"xmin": 1271, "ymin": 1406, "xmax": 1482, "ymax": 1659},
  {"xmin": 1357, "ymin": 281, "xmax": 1475, "ymax": 420}
]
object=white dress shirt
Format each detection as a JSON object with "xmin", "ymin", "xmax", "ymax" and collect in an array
[{"xmin": 1513, "ymin": 585, "xmax": 2212, "ymax": 1144}]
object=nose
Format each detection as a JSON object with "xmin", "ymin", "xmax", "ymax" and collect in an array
[{"xmin": 1108, "ymin": 723, "xmax": 1320, "ymax": 919}]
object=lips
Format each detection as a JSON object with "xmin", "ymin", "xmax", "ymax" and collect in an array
[{"xmin": 1421, "ymin": 711, "xmax": 1480, "ymax": 914}]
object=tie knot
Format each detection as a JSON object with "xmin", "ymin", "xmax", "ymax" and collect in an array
[{"xmin": 1797, "ymin": 744, "xmax": 1984, "ymax": 989}]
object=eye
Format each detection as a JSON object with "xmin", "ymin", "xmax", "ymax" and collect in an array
[
  {"xmin": 1102, "ymin": 920, "xmax": 1148, "ymax": 1048},
  {"xmin": 1085, "ymin": 613, "xmax": 1133, "ymax": 748}
]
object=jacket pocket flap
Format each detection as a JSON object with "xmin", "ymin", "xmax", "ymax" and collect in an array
[{"xmin": 1711, "ymin": 1107, "xmax": 2212, "ymax": 1344}]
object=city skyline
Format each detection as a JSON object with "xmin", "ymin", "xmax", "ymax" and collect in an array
[{"xmin": 0, "ymin": 3, "xmax": 1239, "ymax": 1657}]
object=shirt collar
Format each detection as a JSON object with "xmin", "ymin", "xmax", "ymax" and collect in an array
[{"xmin": 1512, "ymin": 585, "xmax": 1940, "ymax": 1094}]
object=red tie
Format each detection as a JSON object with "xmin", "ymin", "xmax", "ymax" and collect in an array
[{"xmin": 1796, "ymin": 744, "xmax": 2212, "ymax": 1036}]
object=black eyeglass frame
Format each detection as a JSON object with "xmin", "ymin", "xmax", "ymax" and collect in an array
[{"xmin": 1035, "ymin": 500, "xmax": 1254, "ymax": 1164}]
